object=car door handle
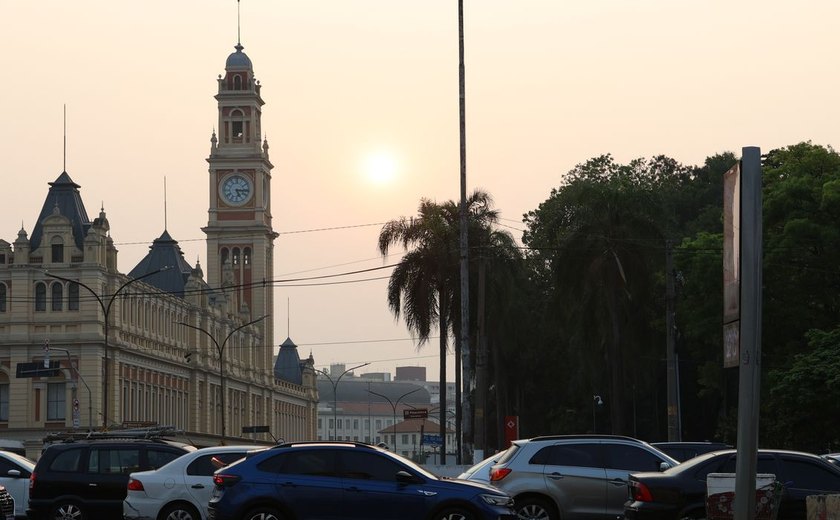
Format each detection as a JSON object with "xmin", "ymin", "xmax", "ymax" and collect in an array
[
  {"xmin": 191, "ymin": 484, "xmax": 205, "ymax": 489},
  {"xmin": 280, "ymin": 481, "xmax": 297, "ymax": 487},
  {"xmin": 88, "ymin": 483, "xmax": 97, "ymax": 487},
  {"xmin": 609, "ymin": 478, "xmax": 626, "ymax": 486},
  {"xmin": 547, "ymin": 472, "xmax": 564, "ymax": 480},
  {"xmin": 346, "ymin": 486, "xmax": 361, "ymax": 493}
]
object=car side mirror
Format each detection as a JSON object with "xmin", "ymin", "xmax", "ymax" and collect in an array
[
  {"xmin": 659, "ymin": 462, "xmax": 671, "ymax": 472},
  {"xmin": 396, "ymin": 470, "xmax": 421, "ymax": 485},
  {"xmin": 7, "ymin": 469, "xmax": 21, "ymax": 478}
]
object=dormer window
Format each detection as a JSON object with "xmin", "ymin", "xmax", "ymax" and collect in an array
[{"xmin": 51, "ymin": 237, "xmax": 64, "ymax": 263}]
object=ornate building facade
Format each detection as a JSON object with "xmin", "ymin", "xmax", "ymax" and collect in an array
[{"xmin": 0, "ymin": 41, "xmax": 318, "ymax": 456}]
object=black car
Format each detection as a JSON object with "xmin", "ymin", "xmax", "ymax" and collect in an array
[
  {"xmin": 650, "ymin": 442, "xmax": 732, "ymax": 462},
  {"xmin": 28, "ymin": 438, "xmax": 193, "ymax": 520},
  {"xmin": 624, "ymin": 449, "xmax": 840, "ymax": 520}
]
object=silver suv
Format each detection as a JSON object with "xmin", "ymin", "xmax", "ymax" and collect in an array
[{"xmin": 484, "ymin": 435, "xmax": 678, "ymax": 520}]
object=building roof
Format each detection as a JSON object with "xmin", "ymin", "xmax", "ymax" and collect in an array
[
  {"xmin": 273, "ymin": 337, "xmax": 303, "ymax": 385},
  {"xmin": 226, "ymin": 43, "xmax": 252, "ymax": 70},
  {"xmin": 127, "ymin": 230, "xmax": 198, "ymax": 298},
  {"xmin": 30, "ymin": 171, "xmax": 91, "ymax": 251},
  {"xmin": 379, "ymin": 417, "xmax": 455, "ymax": 435},
  {"xmin": 316, "ymin": 379, "xmax": 431, "ymax": 405}
]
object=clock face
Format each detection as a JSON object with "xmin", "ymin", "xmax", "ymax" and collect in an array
[{"xmin": 221, "ymin": 174, "xmax": 252, "ymax": 205}]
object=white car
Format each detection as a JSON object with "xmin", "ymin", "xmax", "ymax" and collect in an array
[
  {"xmin": 0, "ymin": 450, "xmax": 35, "ymax": 519},
  {"xmin": 457, "ymin": 449, "xmax": 509, "ymax": 484},
  {"xmin": 124, "ymin": 445, "xmax": 264, "ymax": 520}
]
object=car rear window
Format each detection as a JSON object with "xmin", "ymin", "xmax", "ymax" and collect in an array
[
  {"xmin": 187, "ymin": 452, "xmax": 247, "ymax": 476},
  {"xmin": 495, "ymin": 444, "xmax": 520, "ymax": 465},
  {"xmin": 148, "ymin": 448, "xmax": 183, "ymax": 470},
  {"xmin": 49, "ymin": 448, "xmax": 83, "ymax": 472}
]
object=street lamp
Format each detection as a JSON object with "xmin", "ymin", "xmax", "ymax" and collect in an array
[
  {"xmin": 178, "ymin": 314, "xmax": 268, "ymax": 444},
  {"xmin": 314, "ymin": 363, "xmax": 370, "ymax": 440},
  {"xmin": 368, "ymin": 387, "xmax": 421, "ymax": 451},
  {"xmin": 593, "ymin": 395, "xmax": 603, "ymax": 433},
  {"xmin": 45, "ymin": 266, "xmax": 171, "ymax": 429}
]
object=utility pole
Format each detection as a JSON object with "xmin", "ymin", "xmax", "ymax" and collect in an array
[{"xmin": 665, "ymin": 240, "xmax": 681, "ymax": 441}]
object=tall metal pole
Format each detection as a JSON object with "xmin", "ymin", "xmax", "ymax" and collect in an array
[
  {"xmin": 665, "ymin": 240, "xmax": 681, "ymax": 441},
  {"xmin": 51, "ymin": 347, "xmax": 93, "ymax": 430},
  {"xmin": 179, "ymin": 315, "xmax": 267, "ymax": 444},
  {"xmin": 45, "ymin": 267, "xmax": 170, "ymax": 429},
  {"xmin": 457, "ymin": 0, "xmax": 473, "ymax": 466},
  {"xmin": 316, "ymin": 363, "xmax": 370, "ymax": 440},
  {"xmin": 734, "ymin": 147, "xmax": 763, "ymax": 520}
]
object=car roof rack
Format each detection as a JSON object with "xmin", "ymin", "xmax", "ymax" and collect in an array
[{"xmin": 43, "ymin": 425, "xmax": 185, "ymax": 444}]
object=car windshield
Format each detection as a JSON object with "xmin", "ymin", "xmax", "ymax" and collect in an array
[
  {"xmin": 0, "ymin": 450, "xmax": 35, "ymax": 469},
  {"xmin": 376, "ymin": 449, "xmax": 439, "ymax": 479},
  {"xmin": 662, "ymin": 450, "xmax": 729, "ymax": 474}
]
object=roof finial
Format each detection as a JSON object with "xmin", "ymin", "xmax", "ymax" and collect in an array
[
  {"xmin": 164, "ymin": 176, "xmax": 168, "ymax": 231},
  {"xmin": 63, "ymin": 104, "xmax": 67, "ymax": 172}
]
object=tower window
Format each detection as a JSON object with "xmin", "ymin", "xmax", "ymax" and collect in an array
[
  {"xmin": 52, "ymin": 282, "xmax": 63, "ymax": 311},
  {"xmin": 51, "ymin": 237, "xmax": 64, "ymax": 263},
  {"xmin": 233, "ymin": 75, "xmax": 242, "ymax": 90},
  {"xmin": 243, "ymin": 248, "xmax": 251, "ymax": 266},
  {"xmin": 35, "ymin": 282, "xmax": 47, "ymax": 312},
  {"xmin": 232, "ymin": 248, "xmax": 240, "ymax": 266},
  {"xmin": 232, "ymin": 121, "xmax": 243, "ymax": 138},
  {"xmin": 221, "ymin": 248, "xmax": 229, "ymax": 266}
]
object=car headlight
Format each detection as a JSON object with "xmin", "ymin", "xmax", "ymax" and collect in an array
[{"xmin": 480, "ymin": 493, "xmax": 514, "ymax": 507}]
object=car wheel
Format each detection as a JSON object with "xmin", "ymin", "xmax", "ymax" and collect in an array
[
  {"xmin": 243, "ymin": 507, "xmax": 285, "ymax": 520},
  {"xmin": 160, "ymin": 503, "xmax": 202, "ymax": 520},
  {"xmin": 516, "ymin": 497, "xmax": 555, "ymax": 520},
  {"xmin": 431, "ymin": 507, "xmax": 475, "ymax": 520},
  {"xmin": 51, "ymin": 502, "xmax": 85, "ymax": 520}
]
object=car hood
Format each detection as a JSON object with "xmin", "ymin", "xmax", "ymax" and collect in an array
[{"xmin": 433, "ymin": 476, "xmax": 508, "ymax": 495}]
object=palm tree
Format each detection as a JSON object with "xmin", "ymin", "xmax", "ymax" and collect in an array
[
  {"xmin": 379, "ymin": 199, "xmax": 458, "ymax": 457},
  {"xmin": 379, "ymin": 190, "xmax": 510, "ymax": 458}
]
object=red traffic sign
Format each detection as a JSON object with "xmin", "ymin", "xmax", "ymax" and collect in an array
[{"xmin": 403, "ymin": 409, "xmax": 428, "ymax": 419}]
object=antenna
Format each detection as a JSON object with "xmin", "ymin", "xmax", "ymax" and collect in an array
[
  {"xmin": 287, "ymin": 297, "xmax": 290, "ymax": 338},
  {"xmin": 63, "ymin": 104, "xmax": 67, "ymax": 172},
  {"xmin": 164, "ymin": 177, "xmax": 168, "ymax": 230},
  {"xmin": 237, "ymin": 0, "xmax": 241, "ymax": 45}
]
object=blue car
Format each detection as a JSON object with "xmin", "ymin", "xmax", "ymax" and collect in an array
[{"xmin": 208, "ymin": 441, "xmax": 516, "ymax": 520}]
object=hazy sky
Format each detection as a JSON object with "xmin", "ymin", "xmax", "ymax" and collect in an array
[{"xmin": 3, "ymin": 1, "xmax": 839, "ymax": 381}]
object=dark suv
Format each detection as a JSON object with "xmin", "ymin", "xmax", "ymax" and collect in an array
[
  {"xmin": 28, "ymin": 438, "xmax": 193, "ymax": 520},
  {"xmin": 208, "ymin": 441, "xmax": 516, "ymax": 520}
]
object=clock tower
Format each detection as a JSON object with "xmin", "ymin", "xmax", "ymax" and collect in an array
[{"xmin": 203, "ymin": 41, "xmax": 277, "ymax": 362}]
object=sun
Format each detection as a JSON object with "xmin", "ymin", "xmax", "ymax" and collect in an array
[{"xmin": 362, "ymin": 151, "xmax": 398, "ymax": 186}]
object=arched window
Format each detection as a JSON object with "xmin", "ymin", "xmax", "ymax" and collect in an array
[
  {"xmin": 68, "ymin": 282, "xmax": 79, "ymax": 311},
  {"xmin": 243, "ymin": 247, "xmax": 251, "ymax": 267},
  {"xmin": 232, "ymin": 248, "xmax": 241, "ymax": 266},
  {"xmin": 0, "ymin": 283, "xmax": 6, "ymax": 313},
  {"xmin": 35, "ymin": 282, "xmax": 46, "ymax": 312},
  {"xmin": 233, "ymin": 75, "xmax": 242, "ymax": 90},
  {"xmin": 51, "ymin": 282, "xmax": 63, "ymax": 311},
  {"xmin": 221, "ymin": 248, "xmax": 229, "ymax": 266},
  {"xmin": 230, "ymin": 109, "xmax": 244, "ymax": 141}
]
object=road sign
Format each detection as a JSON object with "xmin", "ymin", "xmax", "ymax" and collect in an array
[
  {"xmin": 16, "ymin": 361, "xmax": 61, "ymax": 378},
  {"xmin": 242, "ymin": 425, "xmax": 270, "ymax": 434},
  {"xmin": 422, "ymin": 434, "xmax": 442, "ymax": 446},
  {"xmin": 404, "ymin": 409, "xmax": 428, "ymax": 420}
]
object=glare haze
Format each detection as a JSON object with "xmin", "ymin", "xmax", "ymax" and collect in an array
[{"xmin": 3, "ymin": 1, "xmax": 839, "ymax": 381}]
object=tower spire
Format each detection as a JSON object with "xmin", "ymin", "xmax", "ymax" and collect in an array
[
  {"xmin": 164, "ymin": 176, "xmax": 168, "ymax": 231},
  {"xmin": 237, "ymin": 0, "xmax": 241, "ymax": 46},
  {"xmin": 63, "ymin": 104, "xmax": 67, "ymax": 172}
]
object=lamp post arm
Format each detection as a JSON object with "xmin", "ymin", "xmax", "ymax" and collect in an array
[
  {"xmin": 221, "ymin": 315, "xmax": 269, "ymax": 353},
  {"xmin": 43, "ymin": 271, "xmax": 105, "ymax": 313},
  {"xmin": 105, "ymin": 266, "xmax": 172, "ymax": 316},
  {"xmin": 178, "ymin": 322, "xmax": 221, "ymax": 354}
]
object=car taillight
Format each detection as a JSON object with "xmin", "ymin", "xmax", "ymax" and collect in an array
[
  {"xmin": 127, "ymin": 478, "xmax": 145, "ymax": 491},
  {"xmin": 489, "ymin": 467, "xmax": 512, "ymax": 482},
  {"xmin": 213, "ymin": 474, "xmax": 241, "ymax": 487},
  {"xmin": 29, "ymin": 472, "xmax": 36, "ymax": 491},
  {"xmin": 630, "ymin": 481, "xmax": 654, "ymax": 502}
]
